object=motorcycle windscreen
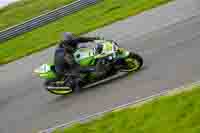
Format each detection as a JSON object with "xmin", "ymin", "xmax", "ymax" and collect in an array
[{"xmin": 34, "ymin": 64, "xmax": 56, "ymax": 79}]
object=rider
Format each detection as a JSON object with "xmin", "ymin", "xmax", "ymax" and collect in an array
[{"xmin": 52, "ymin": 32, "xmax": 107, "ymax": 90}]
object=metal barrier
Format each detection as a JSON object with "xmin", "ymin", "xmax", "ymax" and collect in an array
[{"xmin": 0, "ymin": 0, "xmax": 100, "ymax": 43}]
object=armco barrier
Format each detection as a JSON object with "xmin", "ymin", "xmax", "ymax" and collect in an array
[{"xmin": 0, "ymin": 0, "xmax": 100, "ymax": 43}]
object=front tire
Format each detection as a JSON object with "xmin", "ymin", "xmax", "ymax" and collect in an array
[{"xmin": 121, "ymin": 52, "xmax": 143, "ymax": 72}]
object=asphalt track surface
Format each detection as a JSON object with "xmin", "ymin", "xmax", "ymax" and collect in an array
[{"xmin": 0, "ymin": 0, "xmax": 200, "ymax": 132}]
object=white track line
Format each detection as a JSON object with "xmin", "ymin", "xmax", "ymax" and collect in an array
[{"xmin": 38, "ymin": 81, "xmax": 200, "ymax": 133}]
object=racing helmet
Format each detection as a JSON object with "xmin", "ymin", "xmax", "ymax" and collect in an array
[{"xmin": 63, "ymin": 32, "xmax": 76, "ymax": 41}]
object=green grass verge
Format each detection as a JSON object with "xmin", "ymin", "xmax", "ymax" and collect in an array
[
  {"xmin": 0, "ymin": 0, "xmax": 173, "ymax": 65},
  {"xmin": 0, "ymin": 0, "xmax": 74, "ymax": 30},
  {"xmin": 54, "ymin": 84, "xmax": 200, "ymax": 133}
]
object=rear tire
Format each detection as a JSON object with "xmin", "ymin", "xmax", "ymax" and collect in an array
[
  {"xmin": 45, "ymin": 80, "xmax": 73, "ymax": 95},
  {"xmin": 45, "ymin": 87, "xmax": 73, "ymax": 95}
]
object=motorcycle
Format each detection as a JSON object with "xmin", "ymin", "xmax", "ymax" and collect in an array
[{"xmin": 34, "ymin": 40, "xmax": 143, "ymax": 95}]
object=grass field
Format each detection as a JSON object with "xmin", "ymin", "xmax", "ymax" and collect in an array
[
  {"xmin": 54, "ymin": 84, "xmax": 200, "ymax": 133},
  {"xmin": 0, "ymin": 0, "xmax": 74, "ymax": 30},
  {"xmin": 0, "ymin": 0, "xmax": 173, "ymax": 65}
]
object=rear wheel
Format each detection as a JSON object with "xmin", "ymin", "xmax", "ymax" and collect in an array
[
  {"xmin": 121, "ymin": 52, "xmax": 143, "ymax": 72},
  {"xmin": 47, "ymin": 88, "xmax": 73, "ymax": 95},
  {"xmin": 45, "ymin": 80, "xmax": 73, "ymax": 95}
]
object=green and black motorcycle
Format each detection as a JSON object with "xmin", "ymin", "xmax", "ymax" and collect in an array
[{"xmin": 34, "ymin": 40, "xmax": 143, "ymax": 95}]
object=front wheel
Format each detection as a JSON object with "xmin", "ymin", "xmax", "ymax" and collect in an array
[{"xmin": 121, "ymin": 52, "xmax": 143, "ymax": 72}]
